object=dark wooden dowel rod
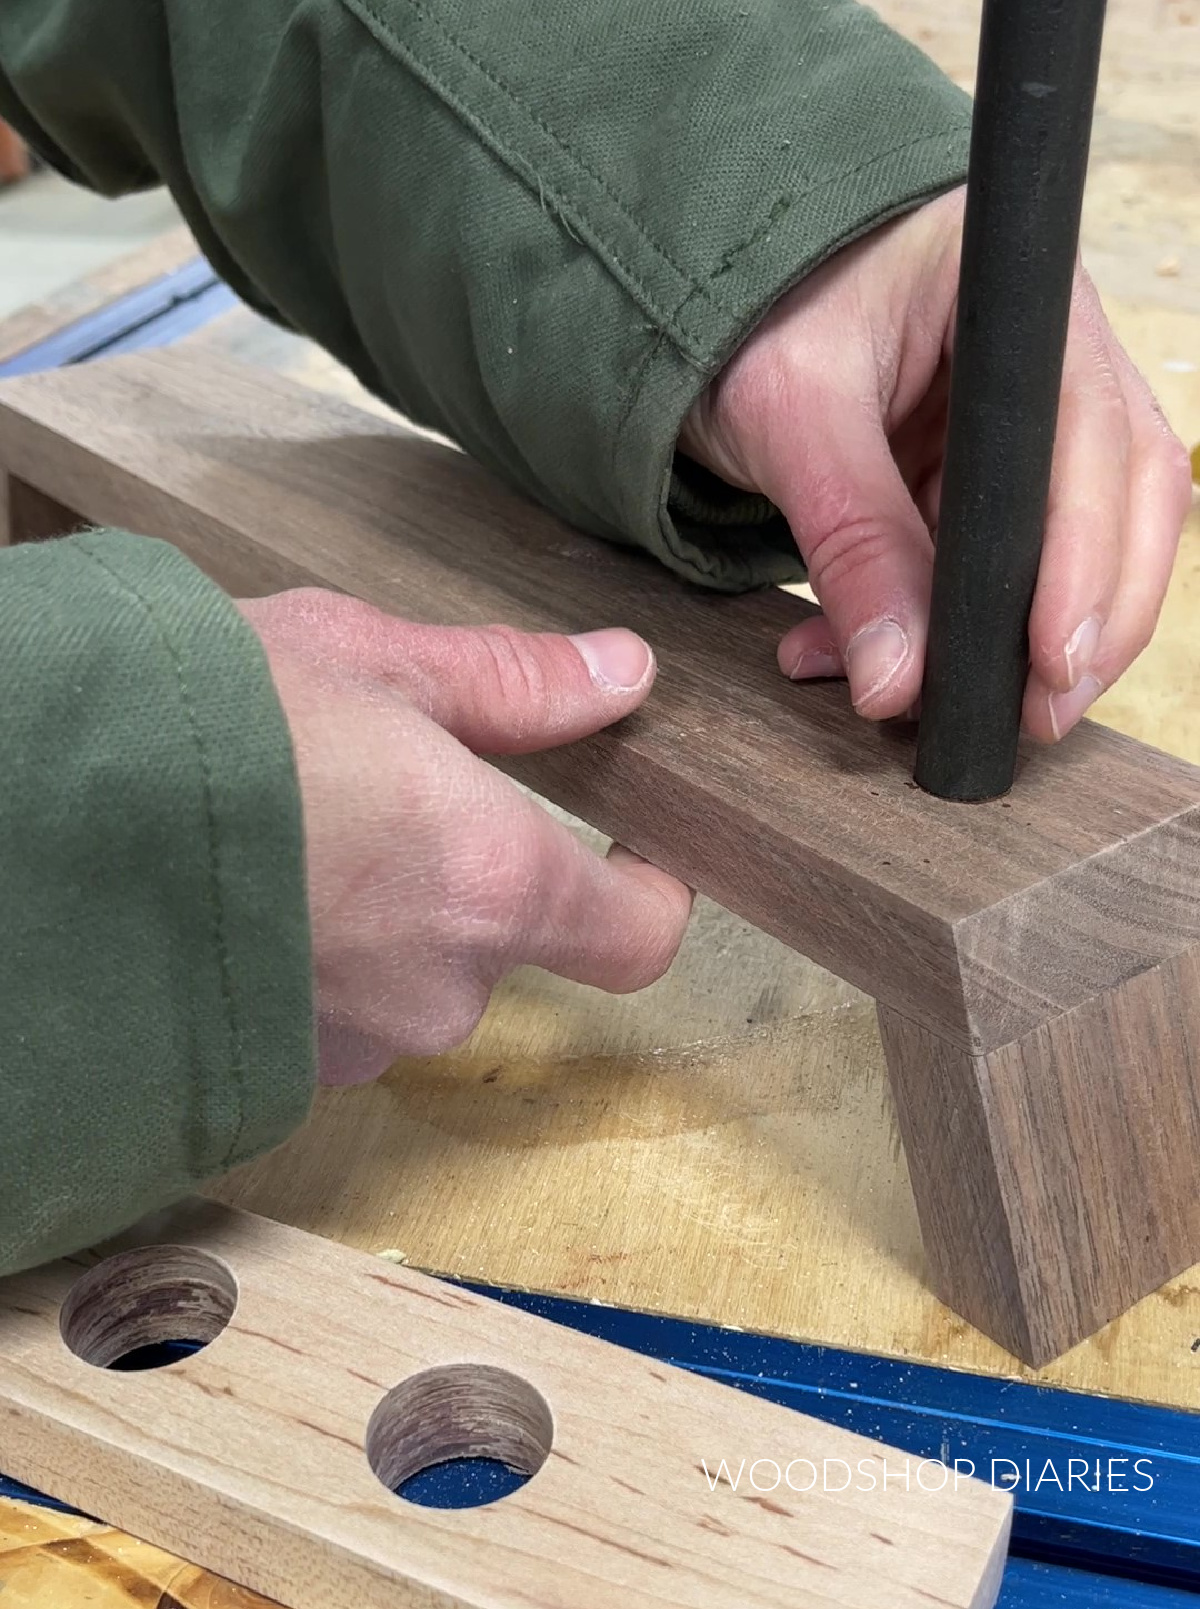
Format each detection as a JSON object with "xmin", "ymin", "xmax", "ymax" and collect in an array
[{"xmin": 915, "ymin": 0, "xmax": 1108, "ymax": 802}]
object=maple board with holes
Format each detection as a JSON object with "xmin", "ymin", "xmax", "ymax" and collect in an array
[{"xmin": 0, "ymin": 1200, "xmax": 1012, "ymax": 1609}]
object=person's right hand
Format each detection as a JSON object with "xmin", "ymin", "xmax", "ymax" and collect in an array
[
  {"xmin": 238, "ymin": 589, "xmax": 693, "ymax": 1086},
  {"xmin": 680, "ymin": 187, "xmax": 1193, "ymax": 743}
]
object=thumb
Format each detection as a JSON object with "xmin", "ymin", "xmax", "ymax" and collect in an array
[
  {"xmin": 388, "ymin": 622, "xmax": 656, "ymax": 753},
  {"xmin": 765, "ymin": 396, "xmax": 934, "ymax": 719}
]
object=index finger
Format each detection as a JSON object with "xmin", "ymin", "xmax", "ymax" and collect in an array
[
  {"xmin": 489, "ymin": 782, "xmax": 693, "ymax": 994},
  {"xmin": 1026, "ymin": 274, "xmax": 1129, "ymax": 702}
]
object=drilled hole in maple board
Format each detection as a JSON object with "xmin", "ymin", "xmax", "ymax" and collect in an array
[
  {"xmin": 367, "ymin": 1364, "xmax": 553, "ymax": 1509},
  {"xmin": 59, "ymin": 1246, "xmax": 237, "ymax": 1370}
]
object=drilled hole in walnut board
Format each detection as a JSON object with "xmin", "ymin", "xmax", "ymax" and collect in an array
[
  {"xmin": 59, "ymin": 1246, "xmax": 238, "ymax": 1371},
  {"xmin": 367, "ymin": 1365, "xmax": 553, "ymax": 1509}
]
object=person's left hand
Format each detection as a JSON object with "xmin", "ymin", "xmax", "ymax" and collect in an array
[{"xmin": 680, "ymin": 186, "xmax": 1194, "ymax": 742}]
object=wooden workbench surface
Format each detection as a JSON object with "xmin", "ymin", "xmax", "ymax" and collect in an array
[{"xmin": 0, "ymin": 0, "xmax": 1197, "ymax": 1451}]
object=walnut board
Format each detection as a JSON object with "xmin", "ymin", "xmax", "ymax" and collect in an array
[
  {"xmin": 0, "ymin": 1200, "xmax": 1012, "ymax": 1609},
  {"xmin": 7, "ymin": 339, "xmax": 1200, "ymax": 1369},
  {"xmin": 4, "ymin": 340, "xmax": 1197, "ymax": 1400}
]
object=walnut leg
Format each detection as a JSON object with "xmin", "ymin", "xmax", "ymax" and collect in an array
[
  {"xmin": 879, "ymin": 945, "xmax": 1200, "ymax": 1364},
  {"xmin": 1, "ymin": 471, "xmax": 86, "ymax": 545}
]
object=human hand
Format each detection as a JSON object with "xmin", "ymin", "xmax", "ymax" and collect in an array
[
  {"xmin": 680, "ymin": 186, "xmax": 1193, "ymax": 742},
  {"xmin": 239, "ymin": 590, "xmax": 693, "ymax": 1085}
]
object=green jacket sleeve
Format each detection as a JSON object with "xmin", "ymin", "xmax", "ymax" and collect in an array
[
  {"xmin": 0, "ymin": 530, "xmax": 315, "ymax": 1277},
  {"xmin": 0, "ymin": 0, "xmax": 970, "ymax": 592}
]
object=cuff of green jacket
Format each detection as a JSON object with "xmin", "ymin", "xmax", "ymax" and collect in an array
[
  {"xmin": 0, "ymin": 530, "xmax": 314, "ymax": 1276},
  {"xmin": 347, "ymin": 0, "xmax": 974, "ymax": 593},
  {"xmin": 604, "ymin": 134, "xmax": 973, "ymax": 593},
  {"xmin": 72, "ymin": 531, "xmax": 319, "ymax": 1183},
  {"xmin": 644, "ymin": 130, "xmax": 972, "ymax": 593}
]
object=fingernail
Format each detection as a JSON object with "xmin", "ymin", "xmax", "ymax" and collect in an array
[
  {"xmin": 1049, "ymin": 674, "xmax": 1103, "ymax": 740},
  {"xmin": 1063, "ymin": 615, "xmax": 1102, "ymax": 687},
  {"xmin": 845, "ymin": 619, "xmax": 909, "ymax": 710},
  {"xmin": 784, "ymin": 647, "xmax": 843, "ymax": 680},
  {"xmin": 570, "ymin": 628, "xmax": 653, "ymax": 691}
]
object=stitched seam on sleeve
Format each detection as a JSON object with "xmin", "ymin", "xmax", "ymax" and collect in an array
[
  {"xmin": 618, "ymin": 123, "xmax": 973, "ymax": 452},
  {"xmin": 611, "ymin": 128, "xmax": 970, "ymax": 576},
  {"xmin": 337, "ymin": 0, "xmax": 728, "ymax": 353},
  {"xmin": 340, "ymin": 0, "xmax": 969, "ymax": 362},
  {"xmin": 612, "ymin": 328, "xmax": 672, "ymax": 458},
  {"xmin": 708, "ymin": 124, "xmax": 969, "ymax": 282},
  {"xmin": 74, "ymin": 538, "xmax": 247, "ymax": 1169}
]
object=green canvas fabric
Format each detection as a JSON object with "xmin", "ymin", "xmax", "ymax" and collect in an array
[
  {"xmin": 0, "ymin": 0, "xmax": 970, "ymax": 590},
  {"xmin": 0, "ymin": 533, "xmax": 314, "ymax": 1275},
  {"xmin": 0, "ymin": 0, "xmax": 970, "ymax": 1271}
]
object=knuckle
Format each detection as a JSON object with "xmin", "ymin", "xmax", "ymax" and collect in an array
[
  {"xmin": 803, "ymin": 517, "xmax": 897, "ymax": 601},
  {"xmin": 1066, "ymin": 356, "xmax": 1127, "ymax": 428},
  {"xmin": 280, "ymin": 587, "xmax": 362, "ymax": 628},
  {"xmin": 1091, "ymin": 383, "xmax": 1129, "ymax": 430},
  {"xmin": 474, "ymin": 626, "xmax": 554, "ymax": 738},
  {"xmin": 255, "ymin": 587, "xmax": 381, "ymax": 655},
  {"xmin": 1066, "ymin": 308, "xmax": 1127, "ymax": 413}
]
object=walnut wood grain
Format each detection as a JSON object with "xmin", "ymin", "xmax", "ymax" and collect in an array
[
  {"xmin": 1, "ymin": 471, "xmax": 82, "ymax": 545},
  {"xmin": 880, "ymin": 946, "xmax": 1200, "ymax": 1363},
  {"xmin": 2, "ymin": 351, "xmax": 1198, "ymax": 1060},
  {"xmin": 0, "ymin": 1200, "xmax": 1012, "ymax": 1609},
  {"xmin": 0, "ymin": 0, "xmax": 1192, "ymax": 1411},
  {"xmin": 173, "ymin": 301, "xmax": 1200, "ymax": 1389},
  {"xmin": 2, "ymin": 348, "xmax": 1200, "ymax": 1366}
]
